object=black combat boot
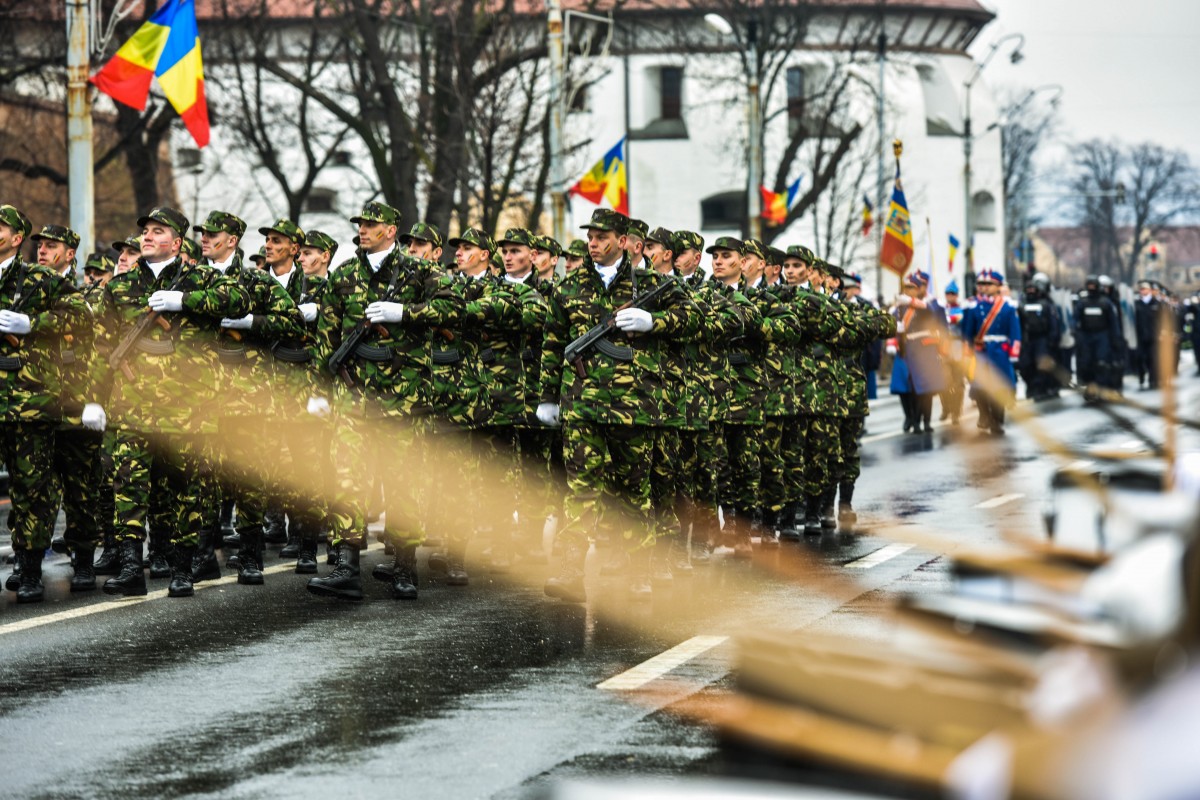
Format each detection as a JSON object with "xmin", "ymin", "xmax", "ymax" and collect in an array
[
  {"xmin": 5, "ymin": 554, "xmax": 21, "ymax": 591},
  {"xmin": 70, "ymin": 546, "xmax": 97, "ymax": 592},
  {"xmin": 51, "ymin": 535, "xmax": 69, "ymax": 554},
  {"xmin": 16, "ymin": 549, "xmax": 44, "ymax": 604},
  {"xmin": 803, "ymin": 494, "xmax": 823, "ymax": 536},
  {"xmin": 760, "ymin": 508, "xmax": 781, "ymax": 548},
  {"xmin": 391, "ymin": 544, "xmax": 419, "ymax": 600},
  {"xmin": 307, "ymin": 545, "xmax": 363, "ymax": 601},
  {"xmin": 838, "ymin": 483, "xmax": 858, "ymax": 526},
  {"xmin": 628, "ymin": 547, "xmax": 652, "ymax": 600},
  {"xmin": 147, "ymin": 527, "xmax": 171, "ymax": 579},
  {"xmin": 102, "ymin": 540, "xmax": 148, "ymax": 596},
  {"xmin": 191, "ymin": 524, "xmax": 222, "ymax": 583},
  {"xmin": 219, "ymin": 499, "xmax": 236, "ymax": 541},
  {"xmin": 263, "ymin": 508, "xmax": 287, "ymax": 545},
  {"xmin": 236, "ymin": 526, "xmax": 265, "ymax": 586},
  {"xmin": 544, "ymin": 537, "xmax": 587, "ymax": 603},
  {"xmin": 820, "ymin": 488, "xmax": 837, "ymax": 529},
  {"xmin": 726, "ymin": 508, "xmax": 753, "ymax": 560},
  {"xmin": 651, "ymin": 536, "xmax": 676, "ymax": 583},
  {"xmin": 294, "ymin": 521, "xmax": 319, "ymax": 575},
  {"xmin": 778, "ymin": 502, "xmax": 801, "ymax": 541},
  {"xmin": 93, "ymin": 531, "xmax": 122, "ymax": 575},
  {"xmin": 445, "ymin": 538, "xmax": 469, "ymax": 587},
  {"xmin": 279, "ymin": 522, "xmax": 301, "ymax": 559},
  {"xmin": 168, "ymin": 544, "xmax": 196, "ymax": 598}
]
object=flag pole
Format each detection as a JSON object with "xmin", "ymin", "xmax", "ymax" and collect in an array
[{"xmin": 66, "ymin": 0, "xmax": 95, "ymax": 267}]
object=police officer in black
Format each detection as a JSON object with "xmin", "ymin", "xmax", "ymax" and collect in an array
[
  {"xmin": 1017, "ymin": 272, "xmax": 1062, "ymax": 401},
  {"xmin": 1133, "ymin": 280, "xmax": 1164, "ymax": 389},
  {"xmin": 1073, "ymin": 275, "xmax": 1124, "ymax": 400}
]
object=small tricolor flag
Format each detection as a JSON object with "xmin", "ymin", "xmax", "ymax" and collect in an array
[
  {"xmin": 760, "ymin": 176, "xmax": 803, "ymax": 226},
  {"xmin": 569, "ymin": 138, "xmax": 629, "ymax": 216},
  {"xmin": 91, "ymin": 0, "xmax": 210, "ymax": 147},
  {"xmin": 879, "ymin": 143, "xmax": 914, "ymax": 278},
  {"xmin": 861, "ymin": 193, "xmax": 874, "ymax": 237},
  {"xmin": 948, "ymin": 233, "xmax": 960, "ymax": 273}
]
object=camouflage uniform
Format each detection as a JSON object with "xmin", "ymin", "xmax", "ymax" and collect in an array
[
  {"xmin": 539, "ymin": 209, "xmax": 699, "ymax": 600},
  {"xmin": 0, "ymin": 207, "xmax": 91, "ymax": 602}
]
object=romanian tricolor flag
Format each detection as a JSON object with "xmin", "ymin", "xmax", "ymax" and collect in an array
[
  {"xmin": 861, "ymin": 193, "xmax": 874, "ymax": 237},
  {"xmin": 948, "ymin": 233, "xmax": 960, "ymax": 273},
  {"xmin": 569, "ymin": 138, "xmax": 629, "ymax": 216},
  {"xmin": 760, "ymin": 176, "xmax": 803, "ymax": 226},
  {"xmin": 91, "ymin": 0, "xmax": 210, "ymax": 147},
  {"xmin": 879, "ymin": 144, "xmax": 914, "ymax": 278}
]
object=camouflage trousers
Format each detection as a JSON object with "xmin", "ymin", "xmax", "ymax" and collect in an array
[
  {"xmin": 558, "ymin": 422, "xmax": 657, "ymax": 554},
  {"xmin": 1, "ymin": 420, "xmax": 59, "ymax": 551},
  {"xmin": 836, "ymin": 416, "xmax": 866, "ymax": 485},
  {"xmin": 782, "ymin": 418, "xmax": 806, "ymax": 506},
  {"xmin": 801, "ymin": 415, "xmax": 843, "ymax": 497},
  {"xmin": 214, "ymin": 416, "xmax": 274, "ymax": 535},
  {"xmin": 722, "ymin": 422, "xmax": 761, "ymax": 511},
  {"xmin": 651, "ymin": 428, "xmax": 682, "ymax": 541},
  {"xmin": 98, "ymin": 430, "xmax": 117, "ymax": 539},
  {"xmin": 327, "ymin": 413, "xmax": 435, "ymax": 550},
  {"xmin": 517, "ymin": 426, "xmax": 562, "ymax": 521},
  {"xmin": 112, "ymin": 431, "xmax": 215, "ymax": 548},
  {"xmin": 52, "ymin": 427, "xmax": 104, "ymax": 551},
  {"xmin": 677, "ymin": 425, "xmax": 723, "ymax": 538},
  {"xmin": 760, "ymin": 416, "xmax": 799, "ymax": 515}
]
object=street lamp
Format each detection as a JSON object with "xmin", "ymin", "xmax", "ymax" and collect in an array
[
  {"xmin": 706, "ymin": 13, "xmax": 763, "ymax": 241},
  {"xmin": 962, "ymin": 32, "xmax": 1024, "ymax": 296}
]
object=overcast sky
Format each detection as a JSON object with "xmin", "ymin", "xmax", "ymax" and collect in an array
[{"xmin": 974, "ymin": 0, "xmax": 1200, "ymax": 163}]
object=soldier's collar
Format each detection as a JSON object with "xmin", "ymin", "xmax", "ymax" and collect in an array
[
  {"xmin": 0, "ymin": 255, "xmax": 14, "ymax": 274},
  {"xmin": 364, "ymin": 243, "xmax": 398, "ymax": 272}
]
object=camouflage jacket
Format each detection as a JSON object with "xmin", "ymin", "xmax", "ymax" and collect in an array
[
  {"xmin": 0, "ymin": 256, "xmax": 90, "ymax": 423},
  {"xmin": 481, "ymin": 273, "xmax": 547, "ymax": 427},
  {"xmin": 718, "ymin": 280, "xmax": 797, "ymax": 425},
  {"xmin": 59, "ymin": 285, "xmax": 97, "ymax": 427},
  {"xmin": 790, "ymin": 288, "xmax": 876, "ymax": 417},
  {"xmin": 836, "ymin": 295, "xmax": 896, "ymax": 416},
  {"xmin": 91, "ymin": 257, "xmax": 251, "ymax": 434},
  {"xmin": 539, "ymin": 257, "xmax": 700, "ymax": 426},
  {"xmin": 753, "ymin": 281, "xmax": 804, "ymax": 418},
  {"xmin": 316, "ymin": 245, "xmax": 462, "ymax": 418},
  {"xmin": 266, "ymin": 267, "xmax": 331, "ymax": 414},
  {"xmin": 686, "ymin": 280, "xmax": 750, "ymax": 426}
]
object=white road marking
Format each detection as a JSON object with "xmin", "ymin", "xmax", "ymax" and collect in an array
[
  {"xmin": 0, "ymin": 543, "xmax": 384, "ymax": 638},
  {"xmin": 844, "ymin": 543, "xmax": 914, "ymax": 570},
  {"xmin": 596, "ymin": 635, "xmax": 729, "ymax": 691},
  {"xmin": 1121, "ymin": 440, "xmax": 1144, "ymax": 450},
  {"xmin": 1065, "ymin": 459, "xmax": 1095, "ymax": 472},
  {"xmin": 973, "ymin": 493, "xmax": 1025, "ymax": 510}
]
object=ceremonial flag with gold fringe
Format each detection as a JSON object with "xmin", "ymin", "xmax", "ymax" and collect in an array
[
  {"xmin": 879, "ymin": 141, "xmax": 914, "ymax": 278},
  {"xmin": 569, "ymin": 138, "xmax": 629, "ymax": 216}
]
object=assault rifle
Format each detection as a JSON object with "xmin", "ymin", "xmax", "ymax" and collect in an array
[
  {"xmin": 562, "ymin": 275, "xmax": 676, "ymax": 378},
  {"xmin": 108, "ymin": 264, "xmax": 187, "ymax": 381},
  {"xmin": 327, "ymin": 258, "xmax": 407, "ymax": 385}
]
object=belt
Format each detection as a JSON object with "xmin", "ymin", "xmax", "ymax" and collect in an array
[
  {"xmin": 521, "ymin": 347, "xmax": 536, "ymax": 364},
  {"xmin": 480, "ymin": 347, "xmax": 497, "ymax": 365},
  {"xmin": 431, "ymin": 348, "xmax": 462, "ymax": 365},
  {"xmin": 272, "ymin": 344, "xmax": 313, "ymax": 364},
  {"xmin": 217, "ymin": 345, "xmax": 246, "ymax": 364},
  {"xmin": 135, "ymin": 337, "xmax": 176, "ymax": 356},
  {"xmin": 354, "ymin": 342, "xmax": 394, "ymax": 362},
  {"xmin": 595, "ymin": 339, "xmax": 634, "ymax": 361},
  {"xmin": 728, "ymin": 352, "xmax": 750, "ymax": 366},
  {"xmin": 60, "ymin": 349, "xmax": 77, "ymax": 365},
  {"xmin": 982, "ymin": 334, "xmax": 1009, "ymax": 343},
  {"xmin": 0, "ymin": 355, "xmax": 22, "ymax": 371}
]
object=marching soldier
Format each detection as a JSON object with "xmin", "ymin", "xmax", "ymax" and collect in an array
[
  {"xmin": 538, "ymin": 208, "xmax": 698, "ymax": 602},
  {"xmin": 532, "ymin": 236, "xmax": 562, "ymax": 284},
  {"xmin": 1074, "ymin": 275, "xmax": 1124, "ymax": 399},
  {"xmin": 112, "ymin": 235, "xmax": 140, "ymax": 275},
  {"xmin": 400, "ymin": 222, "xmax": 444, "ymax": 263},
  {"xmin": 1018, "ymin": 273, "xmax": 1062, "ymax": 401},
  {"xmin": 563, "ymin": 239, "xmax": 589, "ymax": 273},
  {"xmin": 961, "ymin": 269, "xmax": 1022, "ymax": 435},
  {"xmin": 890, "ymin": 271, "xmax": 947, "ymax": 433},
  {"xmin": 83, "ymin": 251, "xmax": 116, "ymax": 295}
]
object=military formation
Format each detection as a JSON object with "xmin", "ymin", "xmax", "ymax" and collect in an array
[{"xmin": 1, "ymin": 200, "xmax": 899, "ymax": 606}]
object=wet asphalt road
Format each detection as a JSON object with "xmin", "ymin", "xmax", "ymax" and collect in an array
[{"xmin": 2, "ymin": 355, "xmax": 1198, "ymax": 799}]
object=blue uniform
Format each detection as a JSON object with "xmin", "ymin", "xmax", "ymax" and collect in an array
[{"xmin": 960, "ymin": 296, "xmax": 1021, "ymax": 432}]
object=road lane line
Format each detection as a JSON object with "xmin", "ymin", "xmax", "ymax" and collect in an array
[
  {"xmin": 973, "ymin": 493, "xmax": 1025, "ymax": 510},
  {"xmin": 844, "ymin": 543, "xmax": 914, "ymax": 570},
  {"xmin": 0, "ymin": 543, "xmax": 384, "ymax": 638},
  {"xmin": 596, "ymin": 635, "xmax": 729, "ymax": 691},
  {"xmin": 1065, "ymin": 459, "xmax": 1095, "ymax": 472}
]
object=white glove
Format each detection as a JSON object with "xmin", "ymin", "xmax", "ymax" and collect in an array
[
  {"xmin": 148, "ymin": 290, "xmax": 184, "ymax": 312},
  {"xmin": 307, "ymin": 396, "xmax": 331, "ymax": 418},
  {"xmin": 536, "ymin": 402, "xmax": 560, "ymax": 427},
  {"xmin": 220, "ymin": 314, "xmax": 254, "ymax": 330},
  {"xmin": 365, "ymin": 301, "xmax": 404, "ymax": 324},
  {"xmin": 886, "ymin": 343, "xmax": 898, "ymax": 356},
  {"xmin": 299, "ymin": 302, "xmax": 318, "ymax": 323},
  {"xmin": 895, "ymin": 321, "xmax": 905, "ymax": 333},
  {"xmin": 614, "ymin": 307, "xmax": 654, "ymax": 333},
  {"xmin": 81, "ymin": 403, "xmax": 107, "ymax": 432},
  {"xmin": 0, "ymin": 310, "xmax": 31, "ymax": 335},
  {"xmin": 894, "ymin": 294, "xmax": 912, "ymax": 307}
]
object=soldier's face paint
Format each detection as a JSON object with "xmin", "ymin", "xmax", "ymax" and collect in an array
[
  {"xmin": 564, "ymin": 255, "xmax": 585, "ymax": 273},
  {"xmin": 36, "ymin": 240, "xmax": 72, "ymax": 271},
  {"xmin": 115, "ymin": 246, "xmax": 140, "ymax": 274},
  {"xmin": 644, "ymin": 242, "xmax": 673, "ymax": 274},
  {"xmin": 357, "ymin": 221, "xmax": 397, "ymax": 254},
  {"xmin": 0, "ymin": 222, "xmax": 20, "ymax": 260},
  {"xmin": 456, "ymin": 243, "xmax": 490, "ymax": 276},
  {"xmin": 710, "ymin": 249, "xmax": 742, "ymax": 284},
  {"xmin": 782, "ymin": 258, "xmax": 807, "ymax": 286},
  {"xmin": 141, "ymin": 223, "xmax": 181, "ymax": 262},
  {"xmin": 674, "ymin": 249, "xmax": 700, "ymax": 276},
  {"xmin": 407, "ymin": 240, "xmax": 438, "ymax": 260},
  {"xmin": 741, "ymin": 253, "xmax": 765, "ymax": 284},
  {"xmin": 264, "ymin": 232, "xmax": 299, "ymax": 272},
  {"xmin": 200, "ymin": 230, "xmax": 238, "ymax": 262},
  {"xmin": 531, "ymin": 249, "xmax": 551, "ymax": 273},
  {"xmin": 587, "ymin": 229, "xmax": 626, "ymax": 267},
  {"xmin": 298, "ymin": 246, "xmax": 331, "ymax": 277},
  {"xmin": 503, "ymin": 244, "xmax": 533, "ymax": 278}
]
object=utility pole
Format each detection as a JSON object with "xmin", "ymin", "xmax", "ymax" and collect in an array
[
  {"xmin": 66, "ymin": 0, "xmax": 94, "ymax": 265},
  {"xmin": 875, "ymin": 25, "xmax": 886, "ymax": 303},
  {"xmin": 746, "ymin": 19, "xmax": 762, "ymax": 241},
  {"xmin": 547, "ymin": 0, "xmax": 567, "ymax": 245}
]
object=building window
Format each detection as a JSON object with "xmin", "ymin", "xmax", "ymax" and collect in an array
[
  {"xmin": 917, "ymin": 64, "xmax": 962, "ymax": 137},
  {"xmin": 700, "ymin": 191, "xmax": 746, "ymax": 230},
  {"xmin": 972, "ymin": 191, "xmax": 997, "ymax": 231},
  {"xmin": 660, "ymin": 66, "xmax": 683, "ymax": 120},
  {"xmin": 304, "ymin": 189, "xmax": 338, "ymax": 215},
  {"xmin": 332, "ymin": 150, "xmax": 353, "ymax": 167},
  {"xmin": 569, "ymin": 83, "xmax": 588, "ymax": 113},
  {"xmin": 630, "ymin": 65, "xmax": 688, "ymax": 140},
  {"xmin": 177, "ymin": 147, "xmax": 202, "ymax": 170},
  {"xmin": 787, "ymin": 66, "xmax": 805, "ymax": 122}
]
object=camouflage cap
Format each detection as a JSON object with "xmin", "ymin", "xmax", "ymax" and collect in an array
[
  {"xmin": 705, "ymin": 236, "xmax": 744, "ymax": 255},
  {"xmin": 565, "ymin": 238, "xmax": 589, "ymax": 258},
  {"xmin": 767, "ymin": 246, "xmax": 788, "ymax": 267},
  {"xmin": 181, "ymin": 238, "xmax": 202, "ymax": 261},
  {"xmin": 350, "ymin": 201, "xmax": 401, "ymax": 227},
  {"xmin": 742, "ymin": 238, "xmax": 767, "ymax": 261},
  {"xmin": 674, "ymin": 230, "xmax": 704, "ymax": 253},
  {"xmin": 625, "ymin": 218, "xmax": 649, "ymax": 240},
  {"xmin": 249, "ymin": 246, "xmax": 267, "ymax": 264},
  {"xmin": 447, "ymin": 227, "xmax": 496, "ymax": 253},
  {"xmin": 822, "ymin": 262, "xmax": 846, "ymax": 279},
  {"xmin": 497, "ymin": 227, "xmax": 536, "ymax": 248},
  {"xmin": 84, "ymin": 251, "xmax": 115, "ymax": 272},
  {"xmin": 301, "ymin": 230, "xmax": 338, "ymax": 253},
  {"xmin": 645, "ymin": 226, "xmax": 678, "ymax": 253},
  {"xmin": 533, "ymin": 235, "xmax": 562, "ymax": 257},
  {"xmin": 785, "ymin": 244, "xmax": 816, "ymax": 265},
  {"xmin": 137, "ymin": 206, "xmax": 190, "ymax": 238},
  {"xmin": 0, "ymin": 204, "xmax": 32, "ymax": 238},
  {"xmin": 111, "ymin": 234, "xmax": 141, "ymax": 253},
  {"xmin": 841, "ymin": 271, "xmax": 862, "ymax": 288},
  {"xmin": 193, "ymin": 210, "xmax": 247, "ymax": 238},
  {"xmin": 490, "ymin": 250, "xmax": 504, "ymax": 270},
  {"xmin": 580, "ymin": 208, "xmax": 630, "ymax": 234},
  {"xmin": 31, "ymin": 224, "xmax": 80, "ymax": 250},
  {"xmin": 399, "ymin": 222, "xmax": 443, "ymax": 247},
  {"xmin": 258, "ymin": 218, "xmax": 305, "ymax": 244}
]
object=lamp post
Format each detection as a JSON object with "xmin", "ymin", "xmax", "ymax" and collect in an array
[
  {"xmin": 962, "ymin": 32, "xmax": 1024, "ymax": 297},
  {"xmin": 705, "ymin": 13, "xmax": 762, "ymax": 240}
]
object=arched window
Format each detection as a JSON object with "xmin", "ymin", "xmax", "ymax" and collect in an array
[{"xmin": 972, "ymin": 190, "xmax": 997, "ymax": 231}]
